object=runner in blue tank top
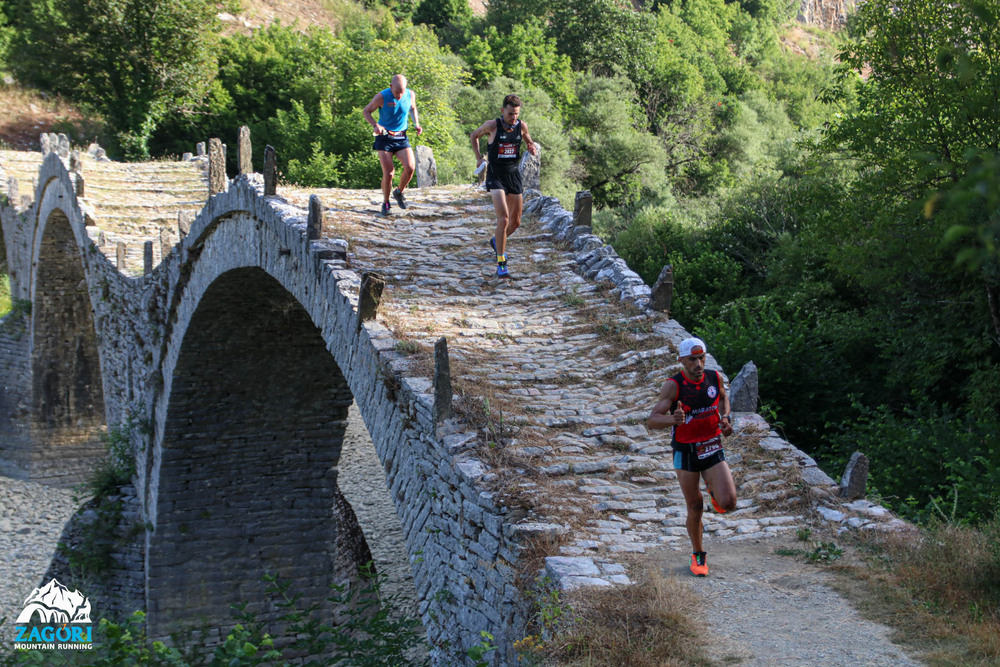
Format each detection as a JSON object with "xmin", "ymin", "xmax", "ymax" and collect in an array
[
  {"xmin": 470, "ymin": 94, "xmax": 538, "ymax": 279},
  {"xmin": 363, "ymin": 74, "xmax": 423, "ymax": 216}
]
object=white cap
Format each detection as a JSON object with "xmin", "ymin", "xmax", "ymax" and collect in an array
[{"xmin": 678, "ymin": 337, "xmax": 706, "ymax": 358}]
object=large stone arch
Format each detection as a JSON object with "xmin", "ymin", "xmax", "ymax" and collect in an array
[{"xmin": 146, "ymin": 265, "xmax": 372, "ymax": 641}]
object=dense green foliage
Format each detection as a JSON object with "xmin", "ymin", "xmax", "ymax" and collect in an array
[
  {"xmin": 0, "ymin": 0, "xmax": 995, "ymax": 524},
  {"xmin": 8, "ymin": 0, "xmax": 218, "ymax": 158},
  {"xmin": 1, "ymin": 568, "xmax": 428, "ymax": 665}
]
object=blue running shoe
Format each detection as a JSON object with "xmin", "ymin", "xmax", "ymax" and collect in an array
[{"xmin": 496, "ymin": 261, "xmax": 510, "ymax": 279}]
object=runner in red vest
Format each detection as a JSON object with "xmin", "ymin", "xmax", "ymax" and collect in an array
[{"xmin": 648, "ymin": 337, "xmax": 737, "ymax": 577}]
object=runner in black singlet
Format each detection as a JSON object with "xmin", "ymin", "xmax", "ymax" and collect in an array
[
  {"xmin": 470, "ymin": 94, "xmax": 538, "ymax": 279},
  {"xmin": 648, "ymin": 337, "xmax": 738, "ymax": 577}
]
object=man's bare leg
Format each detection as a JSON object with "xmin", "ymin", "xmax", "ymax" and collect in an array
[
  {"xmin": 396, "ymin": 148, "xmax": 416, "ymax": 193},
  {"xmin": 491, "ymin": 189, "xmax": 510, "ymax": 256},
  {"xmin": 505, "ymin": 192, "xmax": 523, "ymax": 242},
  {"xmin": 677, "ymin": 469, "xmax": 705, "ymax": 553},
  {"xmin": 378, "ymin": 151, "xmax": 395, "ymax": 204},
  {"xmin": 703, "ymin": 461, "xmax": 738, "ymax": 512}
]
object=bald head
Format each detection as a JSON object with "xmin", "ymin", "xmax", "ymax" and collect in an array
[{"xmin": 390, "ymin": 74, "xmax": 408, "ymax": 99}]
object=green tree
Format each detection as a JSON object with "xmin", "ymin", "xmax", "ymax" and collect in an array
[
  {"xmin": 14, "ymin": 0, "xmax": 218, "ymax": 158},
  {"xmin": 570, "ymin": 75, "xmax": 667, "ymax": 208}
]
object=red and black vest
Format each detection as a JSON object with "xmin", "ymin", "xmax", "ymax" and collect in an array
[{"xmin": 668, "ymin": 369, "xmax": 722, "ymax": 444}]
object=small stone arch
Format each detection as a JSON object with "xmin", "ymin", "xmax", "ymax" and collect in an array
[{"xmin": 23, "ymin": 179, "xmax": 106, "ymax": 484}]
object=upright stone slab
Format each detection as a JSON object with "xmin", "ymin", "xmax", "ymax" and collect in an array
[
  {"xmin": 357, "ymin": 272, "xmax": 385, "ymax": 330},
  {"xmin": 87, "ymin": 143, "xmax": 106, "ymax": 160},
  {"xmin": 196, "ymin": 142, "xmax": 206, "ymax": 157},
  {"xmin": 159, "ymin": 228, "xmax": 171, "ymax": 261},
  {"xmin": 238, "ymin": 126, "xmax": 252, "ymax": 175},
  {"xmin": 182, "ymin": 152, "xmax": 193, "ymax": 161},
  {"xmin": 729, "ymin": 361, "xmax": 758, "ymax": 412},
  {"xmin": 434, "ymin": 337, "xmax": 453, "ymax": 422},
  {"xmin": 208, "ymin": 138, "xmax": 226, "ymax": 195},
  {"xmin": 57, "ymin": 134, "xmax": 70, "ymax": 158},
  {"xmin": 70, "ymin": 150, "xmax": 83, "ymax": 174},
  {"xmin": 573, "ymin": 191, "xmax": 593, "ymax": 228},
  {"xmin": 40, "ymin": 134, "xmax": 51, "ymax": 156},
  {"xmin": 143, "ymin": 241, "xmax": 153, "ymax": 276},
  {"xmin": 264, "ymin": 145, "xmax": 277, "ymax": 196},
  {"xmin": 74, "ymin": 174, "xmax": 85, "ymax": 198},
  {"xmin": 7, "ymin": 177, "xmax": 17, "ymax": 205},
  {"xmin": 307, "ymin": 195, "xmax": 323, "ymax": 241},
  {"xmin": 116, "ymin": 242, "xmax": 126, "ymax": 270},
  {"xmin": 840, "ymin": 452, "xmax": 869, "ymax": 499},
  {"xmin": 415, "ymin": 145, "xmax": 437, "ymax": 188},
  {"xmin": 519, "ymin": 143, "xmax": 541, "ymax": 190},
  {"xmin": 649, "ymin": 265, "xmax": 673, "ymax": 312},
  {"xmin": 177, "ymin": 211, "xmax": 191, "ymax": 239}
]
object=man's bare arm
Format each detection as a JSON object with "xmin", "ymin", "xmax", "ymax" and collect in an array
[
  {"xmin": 362, "ymin": 93, "xmax": 384, "ymax": 133},
  {"xmin": 409, "ymin": 90, "xmax": 422, "ymax": 135},
  {"xmin": 717, "ymin": 377, "xmax": 733, "ymax": 436},
  {"xmin": 470, "ymin": 120, "xmax": 497, "ymax": 162},
  {"xmin": 521, "ymin": 121, "xmax": 538, "ymax": 156},
  {"xmin": 648, "ymin": 380, "xmax": 682, "ymax": 430}
]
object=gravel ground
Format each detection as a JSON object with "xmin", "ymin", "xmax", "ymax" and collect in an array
[
  {"xmin": 661, "ymin": 535, "xmax": 925, "ymax": 666},
  {"xmin": 0, "ymin": 476, "xmax": 83, "ymax": 643}
]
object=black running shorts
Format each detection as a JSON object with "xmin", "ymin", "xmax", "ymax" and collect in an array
[
  {"xmin": 673, "ymin": 436, "xmax": 726, "ymax": 473},
  {"xmin": 485, "ymin": 167, "xmax": 523, "ymax": 195},
  {"xmin": 373, "ymin": 134, "xmax": 411, "ymax": 153}
]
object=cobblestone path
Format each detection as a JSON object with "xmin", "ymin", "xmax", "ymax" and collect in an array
[{"xmin": 281, "ymin": 184, "xmax": 905, "ymax": 588}]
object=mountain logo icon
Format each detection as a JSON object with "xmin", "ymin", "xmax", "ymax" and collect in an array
[{"xmin": 16, "ymin": 579, "xmax": 92, "ymax": 625}]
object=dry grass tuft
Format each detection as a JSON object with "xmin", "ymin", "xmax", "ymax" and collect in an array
[
  {"xmin": 831, "ymin": 517, "xmax": 1000, "ymax": 665},
  {"xmin": 523, "ymin": 567, "xmax": 710, "ymax": 666}
]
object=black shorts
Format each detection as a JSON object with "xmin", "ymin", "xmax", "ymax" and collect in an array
[
  {"xmin": 672, "ymin": 436, "xmax": 726, "ymax": 473},
  {"xmin": 485, "ymin": 167, "xmax": 523, "ymax": 195},
  {"xmin": 373, "ymin": 133, "xmax": 411, "ymax": 153}
]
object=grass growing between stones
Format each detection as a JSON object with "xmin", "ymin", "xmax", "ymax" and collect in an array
[
  {"xmin": 827, "ymin": 515, "xmax": 1000, "ymax": 667},
  {"xmin": 515, "ymin": 567, "xmax": 711, "ymax": 666},
  {"xmin": 0, "ymin": 274, "xmax": 10, "ymax": 317}
]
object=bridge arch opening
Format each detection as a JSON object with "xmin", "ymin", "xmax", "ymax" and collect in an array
[
  {"xmin": 28, "ymin": 206, "xmax": 105, "ymax": 484},
  {"xmin": 147, "ymin": 267, "xmax": 413, "ymax": 647}
]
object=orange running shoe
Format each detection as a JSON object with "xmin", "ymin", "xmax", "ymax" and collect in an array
[
  {"xmin": 707, "ymin": 486, "xmax": 727, "ymax": 514},
  {"xmin": 690, "ymin": 552, "xmax": 708, "ymax": 577}
]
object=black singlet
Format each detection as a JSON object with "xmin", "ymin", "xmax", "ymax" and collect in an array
[{"xmin": 487, "ymin": 118, "xmax": 522, "ymax": 173}]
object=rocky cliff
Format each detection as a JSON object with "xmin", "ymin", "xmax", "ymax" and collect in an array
[{"xmin": 798, "ymin": 0, "xmax": 856, "ymax": 30}]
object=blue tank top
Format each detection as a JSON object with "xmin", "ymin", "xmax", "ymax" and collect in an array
[{"xmin": 379, "ymin": 88, "xmax": 412, "ymax": 132}]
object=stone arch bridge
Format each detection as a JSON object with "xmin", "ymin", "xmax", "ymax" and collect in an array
[{"xmin": 0, "ymin": 143, "xmax": 895, "ymax": 664}]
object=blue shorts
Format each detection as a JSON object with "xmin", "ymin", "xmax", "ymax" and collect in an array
[
  {"xmin": 373, "ymin": 133, "xmax": 411, "ymax": 153},
  {"xmin": 673, "ymin": 436, "xmax": 726, "ymax": 473}
]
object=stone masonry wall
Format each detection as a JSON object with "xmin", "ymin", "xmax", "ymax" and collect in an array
[{"xmin": 0, "ymin": 151, "xmax": 531, "ymax": 664}]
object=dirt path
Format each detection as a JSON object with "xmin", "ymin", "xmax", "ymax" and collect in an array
[{"xmin": 655, "ymin": 536, "xmax": 923, "ymax": 666}]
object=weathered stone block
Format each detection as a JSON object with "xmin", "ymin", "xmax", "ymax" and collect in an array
[
  {"xmin": 519, "ymin": 143, "xmax": 541, "ymax": 190},
  {"xmin": 729, "ymin": 361, "xmax": 758, "ymax": 412},
  {"xmin": 208, "ymin": 138, "xmax": 226, "ymax": 195},
  {"xmin": 238, "ymin": 125, "xmax": 252, "ymax": 175},
  {"xmin": 415, "ymin": 145, "xmax": 436, "ymax": 188},
  {"xmin": 573, "ymin": 191, "xmax": 592, "ymax": 228},
  {"xmin": 840, "ymin": 452, "xmax": 869, "ymax": 500},
  {"xmin": 649, "ymin": 265, "xmax": 673, "ymax": 312},
  {"xmin": 264, "ymin": 145, "xmax": 277, "ymax": 196}
]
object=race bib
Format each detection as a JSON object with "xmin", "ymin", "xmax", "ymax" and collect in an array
[
  {"xmin": 695, "ymin": 437, "xmax": 722, "ymax": 460},
  {"xmin": 498, "ymin": 143, "xmax": 518, "ymax": 159}
]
